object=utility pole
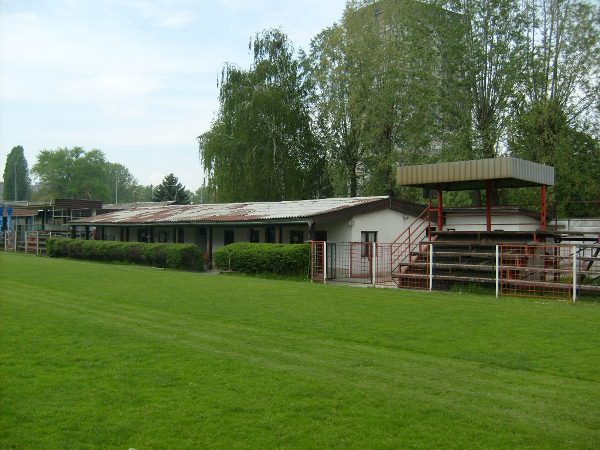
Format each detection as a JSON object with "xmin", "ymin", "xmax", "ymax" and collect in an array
[{"xmin": 115, "ymin": 174, "xmax": 118, "ymax": 204}]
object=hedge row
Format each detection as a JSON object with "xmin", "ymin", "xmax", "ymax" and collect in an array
[
  {"xmin": 46, "ymin": 238, "xmax": 203, "ymax": 271},
  {"xmin": 214, "ymin": 243, "xmax": 310, "ymax": 276}
]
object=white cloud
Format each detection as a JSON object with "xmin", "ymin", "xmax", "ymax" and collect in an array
[{"xmin": 0, "ymin": 0, "xmax": 347, "ymax": 193}]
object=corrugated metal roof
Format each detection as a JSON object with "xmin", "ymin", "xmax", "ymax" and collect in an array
[
  {"xmin": 102, "ymin": 201, "xmax": 174, "ymax": 211},
  {"xmin": 53, "ymin": 199, "xmax": 103, "ymax": 210},
  {"xmin": 2, "ymin": 208, "xmax": 38, "ymax": 217},
  {"xmin": 396, "ymin": 157, "xmax": 555, "ymax": 190},
  {"xmin": 72, "ymin": 196, "xmax": 390, "ymax": 225}
]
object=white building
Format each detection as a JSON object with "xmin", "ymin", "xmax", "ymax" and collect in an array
[{"xmin": 72, "ymin": 196, "xmax": 425, "ymax": 268}]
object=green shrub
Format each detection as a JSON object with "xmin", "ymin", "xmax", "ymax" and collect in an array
[
  {"xmin": 214, "ymin": 243, "xmax": 310, "ymax": 277},
  {"xmin": 46, "ymin": 238, "xmax": 203, "ymax": 271}
]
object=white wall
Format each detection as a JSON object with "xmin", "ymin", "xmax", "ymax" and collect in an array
[
  {"xmin": 315, "ymin": 209, "xmax": 417, "ymax": 243},
  {"xmin": 555, "ymin": 218, "xmax": 600, "ymax": 234},
  {"xmin": 445, "ymin": 213, "xmax": 539, "ymax": 232},
  {"xmin": 350, "ymin": 209, "xmax": 415, "ymax": 242}
]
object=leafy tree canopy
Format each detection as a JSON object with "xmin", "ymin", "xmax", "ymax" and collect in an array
[{"xmin": 31, "ymin": 147, "xmax": 140, "ymax": 203}]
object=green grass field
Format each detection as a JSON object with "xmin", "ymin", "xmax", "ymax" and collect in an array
[{"xmin": 1, "ymin": 252, "xmax": 599, "ymax": 449}]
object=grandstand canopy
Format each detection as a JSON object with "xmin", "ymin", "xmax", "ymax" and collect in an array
[{"xmin": 396, "ymin": 157, "xmax": 554, "ymax": 191}]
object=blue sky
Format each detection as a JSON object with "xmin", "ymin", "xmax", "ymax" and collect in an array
[{"xmin": 0, "ymin": 0, "xmax": 347, "ymax": 191}]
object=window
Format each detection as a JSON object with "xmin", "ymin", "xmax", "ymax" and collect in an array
[
  {"xmin": 249, "ymin": 228, "xmax": 260, "ymax": 243},
  {"xmin": 290, "ymin": 230, "xmax": 304, "ymax": 244},
  {"xmin": 265, "ymin": 226, "xmax": 276, "ymax": 244},
  {"xmin": 224, "ymin": 229, "xmax": 234, "ymax": 246},
  {"xmin": 176, "ymin": 227, "xmax": 184, "ymax": 243},
  {"xmin": 158, "ymin": 231, "xmax": 169, "ymax": 243},
  {"xmin": 137, "ymin": 229, "xmax": 154, "ymax": 243},
  {"xmin": 361, "ymin": 231, "xmax": 377, "ymax": 257}
]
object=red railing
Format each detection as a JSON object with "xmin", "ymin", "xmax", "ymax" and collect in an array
[{"xmin": 390, "ymin": 206, "xmax": 432, "ymax": 286}]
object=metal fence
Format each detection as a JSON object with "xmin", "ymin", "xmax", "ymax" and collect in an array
[
  {"xmin": 1, "ymin": 230, "xmax": 81, "ymax": 254},
  {"xmin": 311, "ymin": 240, "xmax": 600, "ymax": 300},
  {"xmin": 499, "ymin": 244, "xmax": 600, "ymax": 299}
]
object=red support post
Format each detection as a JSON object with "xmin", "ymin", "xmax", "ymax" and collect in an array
[
  {"xmin": 540, "ymin": 184, "xmax": 547, "ymax": 232},
  {"xmin": 485, "ymin": 181, "xmax": 492, "ymax": 232},
  {"xmin": 437, "ymin": 187, "xmax": 443, "ymax": 232}
]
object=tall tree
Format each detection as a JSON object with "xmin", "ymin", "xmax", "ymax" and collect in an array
[
  {"xmin": 32, "ymin": 148, "xmax": 111, "ymax": 200},
  {"xmin": 199, "ymin": 29, "xmax": 330, "ymax": 202},
  {"xmin": 520, "ymin": 0, "xmax": 599, "ymax": 125},
  {"xmin": 310, "ymin": 24, "xmax": 363, "ymax": 197},
  {"xmin": 509, "ymin": 101, "xmax": 600, "ymax": 217},
  {"xmin": 508, "ymin": 0, "xmax": 600, "ymax": 215},
  {"xmin": 311, "ymin": 0, "xmax": 470, "ymax": 197},
  {"xmin": 444, "ymin": 0, "xmax": 528, "ymax": 159},
  {"xmin": 32, "ymin": 147, "xmax": 141, "ymax": 203},
  {"xmin": 108, "ymin": 163, "xmax": 138, "ymax": 204},
  {"xmin": 152, "ymin": 173, "xmax": 191, "ymax": 204},
  {"xmin": 3, "ymin": 145, "xmax": 31, "ymax": 201}
]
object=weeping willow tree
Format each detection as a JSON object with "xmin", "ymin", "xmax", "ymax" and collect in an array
[{"xmin": 198, "ymin": 29, "xmax": 330, "ymax": 202}]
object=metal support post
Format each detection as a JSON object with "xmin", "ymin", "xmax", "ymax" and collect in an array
[
  {"xmin": 25, "ymin": 232, "xmax": 28, "ymax": 253},
  {"xmin": 485, "ymin": 181, "xmax": 492, "ymax": 232},
  {"xmin": 572, "ymin": 245, "xmax": 577, "ymax": 303},
  {"xmin": 495, "ymin": 245, "xmax": 500, "ymax": 298},
  {"xmin": 429, "ymin": 244, "xmax": 434, "ymax": 291},
  {"xmin": 372, "ymin": 242, "xmax": 376, "ymax": 286},
  {"xmin": 323, "ymin": 242, "xmax": 327, "ymax": 285},
  {"xmin": 36, "ymin": 232, "xmax": 39, "ymax": 254},
  {"xmin": 540, "ymin": 185, "xmax": 548, "ymax": 232},
  {"xmin": 437, "ymin": 187, "xmax": 443, "ymax": 232}
]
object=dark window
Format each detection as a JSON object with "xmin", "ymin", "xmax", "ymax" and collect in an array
[
  {"xmin": 224, "ymin": 229, "xmax": 234, "ymax": 245},
  {"xmin": 138, "ymin": 229, "xmax": 153, "ymax": 243},
  {"xmin": 265, "ymin": 226, "xmax": 276, "ymax": 243},
  {"xmin": 361, "ymin": 231, "xmax": 377, "ymax": 257},
  {"xmin": 158, "ymin": 231, "xmax": 168, "ymax": 243},
  {"xmin": 314, "ymin": 230, "xmax": 327, "ymax": 241},
  {"xmin": 177, "ymin": 227, "xmax": 184, "ymax": 243},
  {"xmin": 290, "ymin": 230, "xmax": 304, "ymax": 244},
  {"xmin": 249, "ymin": 229, "xmax": 260, "ymax": 243}
]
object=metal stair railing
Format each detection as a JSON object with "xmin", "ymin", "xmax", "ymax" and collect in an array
[{"xmin": 390, "ymin": 207, "xmax": 432, "ymax": 282}]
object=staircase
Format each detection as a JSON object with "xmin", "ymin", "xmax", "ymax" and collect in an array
[
  {"xmin": 390, "ymin": 207, "xmax": 432, "ymax": 289},
  {"xmin": 391, "ymin": 229, "xmax": 551, "ymax": 291}
]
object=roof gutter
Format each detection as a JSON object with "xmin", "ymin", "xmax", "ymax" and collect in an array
[{"xmin": 68, "ymin": 219, "xmax": 313, "ymax": 227}]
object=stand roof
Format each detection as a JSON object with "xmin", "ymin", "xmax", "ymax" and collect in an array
[{"xmin": 396, "ymin": 157, "xmax": 554, "ymax": 191}]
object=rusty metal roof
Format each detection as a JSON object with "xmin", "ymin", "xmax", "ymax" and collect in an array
[
  {"xmin": 2, "ymin": 208, "xmax": 38, "ymax": 217},
  {"xmin": 71, "ymin": 196, "xmax": 391, "ymax": 226}
]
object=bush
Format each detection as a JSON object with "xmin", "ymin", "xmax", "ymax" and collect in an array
[
  {"xmin": 214, "ymin": 243, "xmax": 310, "ymax": 277},
  {"xmin": 46, "ymin": 238, "xmax": 203, "ymax": 271}
]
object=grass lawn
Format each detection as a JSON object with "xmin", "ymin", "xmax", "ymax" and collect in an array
[{"xmin": 1, "ymin": 252, "xmax": 599, "ymax": 449}]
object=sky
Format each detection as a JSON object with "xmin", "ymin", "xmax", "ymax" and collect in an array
[{"xmin": 0, "ymin": 0, "xmax": 347, "ymax": 192}]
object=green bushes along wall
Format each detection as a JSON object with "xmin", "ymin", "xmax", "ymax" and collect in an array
[
  {"xmin": 46, "ymin": 238, "xmax": 203, "ymax": 271},
  {"xmin": 214, "ymin": 243, "xmax": 310, "ymax": 276}
]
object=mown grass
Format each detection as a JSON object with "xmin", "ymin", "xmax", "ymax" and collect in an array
[{"xmin": 1, "ymin": 252, "xmax": 599, "ymax": 449}]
